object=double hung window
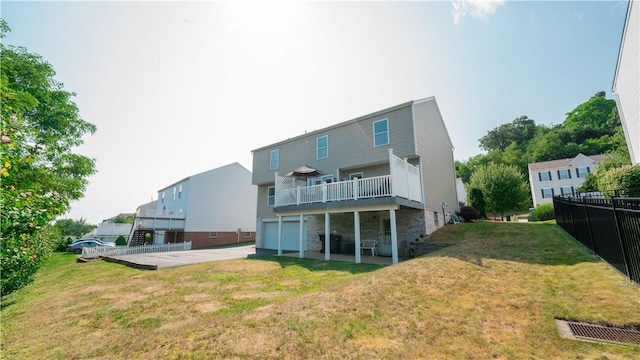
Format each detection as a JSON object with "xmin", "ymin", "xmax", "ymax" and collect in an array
[
  {"xmin": 541, "ymin": 188, "xmax": 554, "ymax": 198},
  {"xmin": 557, "ymin": 169, "xmax": 571, "ymax": 180},
  {"xmin": 267, "ymin": 186, "xmax": 275, "ymax": 206},
  {"xmin": 539, "ymin": 171, "xmax": 551, "ymax": 181},
  {"xmin": 373, "ymin": 119, "xmax": 389, "ymax": 147},
  {"xmin": 560, "ymin": 186, "xmax": 574, "ymax": 197},
  {"xmin": 317, "ymin": 136, "xmax": 328, "ymax": 160},
  {"xmin": 270, "ymin": 149, "xmax": 279, "ymax": 170},
  {"xmin": 576, "ymin": 167, "xmax": 590, "ymax": 178}
]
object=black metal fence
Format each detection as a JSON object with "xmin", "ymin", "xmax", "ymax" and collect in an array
[{"xmin": 554, "ymin": 195, "xmax": 640, "ymax": 285}]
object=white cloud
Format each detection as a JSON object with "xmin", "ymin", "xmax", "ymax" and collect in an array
[{"xmin": 452, "ymin": 0, "xmax": 505, "ymax": 24}]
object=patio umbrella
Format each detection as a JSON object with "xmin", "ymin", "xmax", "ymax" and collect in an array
[{"xmin": 286, "ymin": 165, "xmax": 325, "ymax": 179}]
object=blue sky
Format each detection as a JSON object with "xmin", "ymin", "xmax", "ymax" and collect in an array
[{"xmin": 1, "ymin": 1, "xmax": 628, "ymax": 224}]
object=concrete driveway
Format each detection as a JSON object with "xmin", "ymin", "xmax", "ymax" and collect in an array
[{"xmin": 102, "ymin": 244, "xmax": 256, "ymax": 269}]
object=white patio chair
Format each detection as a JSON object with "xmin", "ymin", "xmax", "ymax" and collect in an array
[{"xmin": 360, "ymin": 239, "xmax": 378, "ymax": 256}]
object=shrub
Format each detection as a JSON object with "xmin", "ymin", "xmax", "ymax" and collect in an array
[
  {"xmin": 1, "ymin": 227, "xmax": 58, "ymax": 296},
  {"xmin": 533, "ymin": 203, "xmax": 555, "ymax": 221},
  {"xmin": 53, "ymin": 236, "xmax": 74, "ymax": 252},
  {"xmin": 115, "ymin": 235, "xmax": 127, "ymax": 246},
  {"xmin": 459, "ymin": 206, "xmax": 480, "ymax": 222},
  {"xmin": 597, "ymin": 164, "xmax": 640, "ymax": 196}
]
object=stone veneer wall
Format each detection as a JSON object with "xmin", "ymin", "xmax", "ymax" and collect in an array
[{"xmin": 305, "ymin": 209, "xmax": 426, "ymax": 256}]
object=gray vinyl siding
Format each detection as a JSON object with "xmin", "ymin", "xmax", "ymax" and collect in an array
[
  {"xmin": 613, "ymin": 1, "xmax": 639, "ymax": 165},
  {"xmin": 252, "ymin": 103, "xmax": 417, "ymax": 185},
  {"xmin": 340, "ymin": 163, "xmax": 395, "ymax": 181},
  {"xmin": 412, "ymin": 99, "xmax": 457, "ymax": 233},
  {"xmin": 256, "ymin": 184, "xmax": 276, "ymax": 220}
]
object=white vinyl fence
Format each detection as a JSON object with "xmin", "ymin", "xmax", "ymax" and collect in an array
[{"xmin": 82, "ymin": 242, "xmax": 192, "ymax": 259}]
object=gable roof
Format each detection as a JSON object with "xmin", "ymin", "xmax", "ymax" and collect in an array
[
  {"xmin": 528, "ymin": 153, "xmax": 607, "ymax": 171},
  {"xmin": 157, "ymin": 162, "xmax": 250, "ymax": 192}
]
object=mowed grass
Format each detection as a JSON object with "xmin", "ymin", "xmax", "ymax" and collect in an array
[{"xmin": 2, "ymin": 222, "xmax": 640, "ymax": 359}]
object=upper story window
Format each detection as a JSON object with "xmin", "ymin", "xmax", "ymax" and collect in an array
[
  {"xmin": 317, "ymin": 135, "xmax": 328, "ymax": 160},
  {"xmin": 161, "ymin": 192, "xmax": 165, "ymax": 204},
  {"xmin": 576, "ymin": 166, "xmax": 590, "ymax": 178},
  {"xmin": 172, "ymin": 187, "xmax": 177, "ymax": 200},
  {"xmin": 267, "ymin": 186, "xmax": 275, "ymax": 206},
  {"xmin": 178, "ymin": 185, "xmax": 182, "ymax": 198},
  {"xmin": 557, "ymin": 169, "xmax": 571, "ymax": 180},
  {"xmin": 538, "ymin": 171, "xmax": 551, "ymax": 181},
  {"xmin": 541, "ymin": 188, "xmax": 554, "ymax": 198},
  {"xmin": 373, "ymin": 118, "xmax": 389, "ymax": 147},
  {"xmin": 269, "ymin": 149, "xmax": 279, "ymax": 170}
]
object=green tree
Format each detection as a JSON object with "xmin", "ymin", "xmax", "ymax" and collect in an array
[
  {"xmin": 1, "ymin": 20, "xmax": 97, "ymax": 296},
  {"xmin": 564, "ymin": 91, "xmax": 618, "ymax": 132},
  {"xmin": 468, "ymin": 163, "xmax": 530, "ymax": 218},
  {"xmin": 467, "ymin": 188, "xmax": 487, "ymax": 219},
  {"xmin": 597, "ymin": 164, "xmax": 640, "ymax": 196},
  {"xmin": 479, "ymin": 116, "xmax": 538, "ymax": 152},
  {"xmin": 114, "ymin": 213, "xmax": 135, "ymax": 224},
  {"xmin": 53, "ymin": 218, "xmax": 96, "ymax": 238},
  {"xmin": 455, "ymin": 154, "xmax": 490, "ymax": 184}
]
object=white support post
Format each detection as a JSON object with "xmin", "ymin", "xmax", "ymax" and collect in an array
[
  {"xmin": 388, "ymin": 148, "xmax": 396, "ymax": 197},
  {"xmin": 298, "ymin": 214, "xmax": 304, "ymax": 258},
  {"xmin": 390, "ymin": 209, "xmax": 398, "ymax": 264},
  {"xmin": 418, "ymin": 161, "xmax": 425, "ymax": 204},
  {"xmin": 404, "ymin": 157, "xmax": 411, "ymax": 200},
  {"xmin": 354, "ymin": 211, "xmax": 361, "ymax": 264},
  {"xmin": 324, "ymin": 213, "xmax": 330, "ymax": 261},
  {"xmin": 322, "ymin": 182, "xmax": 328, "ymax": 203},
  {"xmin": 353, "ymin": 178, "xmax": 359, "ymax": 200},
  {"xmin": 277, "ymin": 216, "xmax": 283, "ymax": 256},
  {"xmin": 296, "ymin": 186, "xmax": 301, "ymax": 205},
  {"xmin": 274, "ymin": 172, "xmax": 279, "ymax": 207}
]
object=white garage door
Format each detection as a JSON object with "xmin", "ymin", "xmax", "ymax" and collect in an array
[{"xmin": 263, "ymin": 221, "xmax": 307, "ymax": 251}]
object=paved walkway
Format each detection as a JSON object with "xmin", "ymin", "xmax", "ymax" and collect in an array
[{"xmin": 103, "ymin": 245, "xmax": 256, "ymax": 269}]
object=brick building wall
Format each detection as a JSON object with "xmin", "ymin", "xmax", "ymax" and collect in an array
[{"xmin": 163, "ymin": 231, "xmax": 255, "ymax": 249}]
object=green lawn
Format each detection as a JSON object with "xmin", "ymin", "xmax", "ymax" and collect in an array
[{"xmin": 2, "ymin": 222, "xmax": 639, "ymax": 359}]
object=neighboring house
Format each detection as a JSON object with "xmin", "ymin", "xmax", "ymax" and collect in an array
[
  {"xmin": 130, "ymin": 162, "xmax": 257, "ymax": 249},
  {"xmin": 613, "ymin": 0, "xmax": 639, "ymax": 165},
  {"xmin": 456, "ymin": 178, "xmax": 467, "ymax": 206},
  {"xmin": 90, "ymin": 219, "xmax": 133, "ymax": 243},
  {"xmin": 251, "ymin": 97, "xmax": 457, "ymax": 264},
  {"xmin": 528, "ymin": 153, "xmax": 606, "ymax": 207}
]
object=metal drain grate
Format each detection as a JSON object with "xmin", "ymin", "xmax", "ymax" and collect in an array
[{"xmin": 556, "ymin": 319, "xmax": 640, "ymax": 346}]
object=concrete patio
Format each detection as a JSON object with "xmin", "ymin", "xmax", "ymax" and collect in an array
[{"xmin": 281, "ymin": 251, "xmax": 398, "ymax": 265}]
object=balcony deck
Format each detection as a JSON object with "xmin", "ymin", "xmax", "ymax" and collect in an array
[
  {"xmin": 274, "ymin": 150, "xmax": 423, "ymax": 212},
  {"xmin": 134, "ymin": 209, "xmax": 186, "ymax": 231}
]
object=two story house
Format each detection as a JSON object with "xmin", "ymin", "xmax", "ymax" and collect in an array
[
  {"xmin": 613, "ymin": 0, "xmax": 639, "ymax": 165},
  {"xmin": 528, "ymin": 153, "xmax": 606, "ymax": 207},
  {"xmin": 129, "ymin": 162, "xmax": 257, "ymax": 249},
  {"xmin": 251, "ymin": 97, "xmax": 457, "ymax": 264}
]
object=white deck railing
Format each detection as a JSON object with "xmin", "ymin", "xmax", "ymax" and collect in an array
[
  {"xmin": 275, "ymin": 149, "xmax": 422, "ymax": 207},
  {"xmin": 276, "ymin": 175, "xmax": 392, "ymax": 206},
  {"xmin": 82, "ymin": 241, "xmax": 192, "ymax": 259}
]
